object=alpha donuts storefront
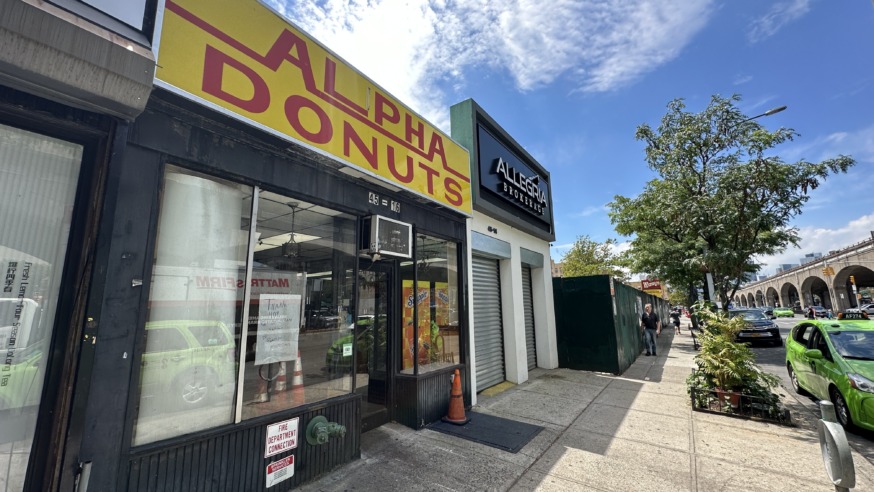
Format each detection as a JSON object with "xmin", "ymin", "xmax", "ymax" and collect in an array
[{"xmin": 34, "ymin": 0, "xmax": 471, "ymax": 490}]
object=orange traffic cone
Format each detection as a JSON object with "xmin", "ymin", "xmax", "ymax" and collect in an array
[
  {"xmin": 291, "ymin": 350, "xmax": 305, "ymax": 406},
  {"xmin": 442, "ymin": 368, "xmax": 469, "ymax": 425},
  {"xmin": 273, "ymin": 361, "xmax": 287, "ymax": 392}
]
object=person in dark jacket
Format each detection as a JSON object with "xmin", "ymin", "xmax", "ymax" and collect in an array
[
  {"xmin": 640, "ymin": 304, "xmax": 660, "ymax": 356},
  {"xmin": 670, "ymin": 309, "xmax": 681, "ymax": 334}
]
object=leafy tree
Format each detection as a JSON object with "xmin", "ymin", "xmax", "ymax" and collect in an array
[
  {"xmin": 667, "ymin": 287, "xmax": 688, "ymax": 307},
  {"xmin": 609, "ymin": 95, "xmax": 854, "ymax": 308},
  {"xmin": 561, "ymin": 235, "xmax": 628, "ymax": 280}
]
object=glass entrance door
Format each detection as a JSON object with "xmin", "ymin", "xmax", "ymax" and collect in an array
[{"xmin": 357, "ymin": 261, "xmax": 392, "ymax": 431}]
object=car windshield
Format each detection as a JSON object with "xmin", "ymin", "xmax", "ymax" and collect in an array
[
  {"xmin": 828, "ymin": 331, "xmax": 874, "ymax": 360},
  {"xmin": 729, "ymin": 310, "xmax": 768, "ymax": 321}
]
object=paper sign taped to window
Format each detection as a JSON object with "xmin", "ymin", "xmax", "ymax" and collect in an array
[{"xmin": 255, "ymin": 294, "xmax": 301, "ymax": 365}]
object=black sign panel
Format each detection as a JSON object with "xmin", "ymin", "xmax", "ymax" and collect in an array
[{"xmin": 477, "ymin": 125, "xmax": 550, "ymax": 224}]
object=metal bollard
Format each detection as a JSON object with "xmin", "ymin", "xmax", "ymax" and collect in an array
[{"xmin": 818, "ymin": 401, "xmax": 855, "ymax": 491}]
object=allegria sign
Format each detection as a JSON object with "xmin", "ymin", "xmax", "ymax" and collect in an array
[{"xmin": 156, "ymin": 0, "xmax": 472, "ymax": 214}]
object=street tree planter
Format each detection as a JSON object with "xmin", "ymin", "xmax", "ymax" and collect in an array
[{"xmin": 686, "ymin": 302, "xmax": 789, "ymax": 425}]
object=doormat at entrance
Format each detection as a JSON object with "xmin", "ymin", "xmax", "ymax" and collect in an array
[{"xmin": 427, "ymin": 411, "xmax": 543, "ymax": 453}]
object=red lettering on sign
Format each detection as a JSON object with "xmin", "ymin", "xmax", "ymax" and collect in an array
[
  {"xmin": 387, "ymin": 147, "xmax": 415, "ymax": 183},
  {"xmin": 284, "ymin": 95, "xmax": 333, "ymax": 144},
  {"xmin": 343, "ymin": 122, "xmax": 378, "ymax": 170},
  {"xmin": 418, "ymin": 162, "xmax": 439, "ymax": 194},
  {"xmin": 202, "ymin": 45, "xmax": 270, "ymax": 113},
  {"xmin": 374, "ymin": 93, "xmax": 399, "ymax": 126},
  {"xmin": 444, "ymin": 177, "xmax": 463, "ymax": 206},
  {"xmin": 323, "ymin": 59, "xmax": 367, "ymax": 116}
]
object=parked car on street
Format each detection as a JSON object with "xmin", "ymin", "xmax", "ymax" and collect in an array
[
  {"xmin": 727, "ymin": 309, "xmax": 783, "ymax": 346},
  {"xmin": 773, "ymin": 307, "xmax": 795, "ymax": 317},
  {"xmin": 785, "ymin": 312, "xmax": 874, "ymax": 431},
  {"xmin": 858, "ymin": 303, "xmax": 874, "ymax": 316}
]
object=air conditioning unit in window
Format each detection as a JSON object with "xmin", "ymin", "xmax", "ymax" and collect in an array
[{"xmin": 361, "ymin": 215, "xmax": 412, "ymax": 259}]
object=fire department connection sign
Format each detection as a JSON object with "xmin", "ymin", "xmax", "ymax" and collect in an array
[
  {"xmin": 265, "ymin": 417, "xmax": 298, "ymax": 458},
  {"xmin": 156, "ymin": 0, "xmax": 472, "ymax": 214}
]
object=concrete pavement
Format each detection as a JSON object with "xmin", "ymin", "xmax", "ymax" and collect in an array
[{"xmin": 298, "ymin": 325, "xmax": 874, "ymax": 491}]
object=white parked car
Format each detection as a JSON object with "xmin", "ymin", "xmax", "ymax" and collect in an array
[{"xmin": 858, "ymin": 303, "xmax": 874, "ymax": 316}]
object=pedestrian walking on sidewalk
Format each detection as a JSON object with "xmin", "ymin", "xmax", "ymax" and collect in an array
[
  {"xmin": 670, "ymin": 308, "xmax": 681, "ymax": 334},
  {"xmin": 640, "ymin": 303, "xmax": 660, "ymax": 356}
]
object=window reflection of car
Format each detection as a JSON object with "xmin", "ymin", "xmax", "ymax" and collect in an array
[
  {"xmin": 139, "ymin": 320, "xmax": 237, "ymax": 408},
  {"xmin": 324, "ymin": 316, "xmax": 382, "ymax": 378},
  {"xmin": 727, "ymin": 309, "xmax": 783, "ymax": 346},
  {"xmin": 785, "ymin": 317, "xmax": 874, "ymax": 431},
  {"xmin": 0, "ymin": 298, "xmax": 45, "ymax": 413}
]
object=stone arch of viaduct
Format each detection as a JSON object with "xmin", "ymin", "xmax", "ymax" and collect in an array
[{"xmin": 733, "ymin": 239, "xmax": 874, "ymax": 312}]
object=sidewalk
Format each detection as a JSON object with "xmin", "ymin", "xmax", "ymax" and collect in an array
[{"xmin": 299, "ymin": 326, "xmax": 874, "ymax": 491}]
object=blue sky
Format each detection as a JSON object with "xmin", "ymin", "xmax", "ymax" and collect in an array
[{"xmin": 268, "ymin": 0, "xmax": 874, "ymax": 277}]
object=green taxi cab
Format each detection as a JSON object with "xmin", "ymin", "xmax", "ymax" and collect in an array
[
  {"xmin": 785, "ymin": 311, "xmax": 874, "ymax": 430},
  {"xmin": 773, "ymin": 306, "xmax": 795, "ymax": 318}
]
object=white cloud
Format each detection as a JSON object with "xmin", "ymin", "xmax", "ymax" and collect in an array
[
  {"xmin": 781, "ymin": 124, "xmax": 874, "ymax": 164},
  {"xmin": 268, "ymin": 0, "xmax": 716, "ymax": 129},
  {"xmin": 755, "ymin": 213, "xmax": 874, "ymax": 275},
  {"xmin": 748, "ymin": 0, "xmax": 812, "ymax": 44},
  {"xmin": 733, "ymin": 74, "xmax": 753, "ymax": 85},
  {"xmin": 573, "ymin": 205, "xmax": 606, "ymax": 218}
]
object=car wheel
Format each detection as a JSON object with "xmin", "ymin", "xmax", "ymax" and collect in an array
[
  {"xmin": 831, "ymin": 387, "xmax": 854, "ymax": 430},
  {"xmin": 787, "ymin": 364, "xmax": 809, "ymax": 396},
  {"xmin": 175, "ymin": 369, "xmax": 214, "ymax": 407}
]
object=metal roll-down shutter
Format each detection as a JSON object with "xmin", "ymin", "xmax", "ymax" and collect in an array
[
  {"xmin": 472, "ymin": 255, "xmax": 504, "ymax": 391},
  {"xmin": 522, "ymin": 265, "xmax": 536, "ymax": 370}
]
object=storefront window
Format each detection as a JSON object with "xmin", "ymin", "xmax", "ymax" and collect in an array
[
  {"xmin": 240, "ymin": 191, "xmax": 356, "ymax": 420},
  {"xmin": 133, "ymin": 167, "xmax": 357, "ymax": 445},
  {"xmin": 0, "ymin": 123, "xmax": 83, "ymax": 490},
  {"xmin": 133, "ymin": 168, "xmax": 250, "ymax": 445},
  {"xmin": 400, "ymin": 235, "xmax": 460, "ymax": 374}
]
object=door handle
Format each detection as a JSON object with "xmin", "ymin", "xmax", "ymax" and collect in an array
[{"xmin": 171, "ymin": 356, "xmax": 184, "ymax": 362}]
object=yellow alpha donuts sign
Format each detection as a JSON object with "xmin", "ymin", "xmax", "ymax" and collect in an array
[{"xmin": 156, "ymin": 0, "xmax": 472, "ymax": 214}]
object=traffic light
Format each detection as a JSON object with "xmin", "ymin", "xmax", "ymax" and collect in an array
[{"xmin": 850, "ymin": 275, "xmax": 856, "ymax": 285}]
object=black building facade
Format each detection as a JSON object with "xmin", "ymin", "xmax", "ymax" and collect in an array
[{"xmin": 0, "ymin": 0, "xmax": 473, "ymax": 490}]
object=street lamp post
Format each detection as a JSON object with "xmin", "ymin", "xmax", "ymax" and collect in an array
[
  {"xmin": 741, "ymin": 105, "xmax": 787, "ymax": 123},
  {"xmin": 705, "ymin": 104, "xmax": 788, "ymax": 308}
]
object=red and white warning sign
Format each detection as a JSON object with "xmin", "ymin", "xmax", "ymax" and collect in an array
[
  {"xmin": 265, "ymin": 417, "xmax": 299, "ymax": 458},
  {"xmin": 266, "ymin": 455, "xmax": 294, "ymax": 488}
]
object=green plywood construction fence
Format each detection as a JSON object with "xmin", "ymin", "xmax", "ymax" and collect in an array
[{"xmin": 553, "ymin": 275, "xmax": 669, "ymax": 374}]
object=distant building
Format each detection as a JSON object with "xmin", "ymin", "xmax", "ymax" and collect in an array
[
  {"xmin": 551, "ymin": 259, "xmax": 564, "ymax": 277},
  {"xmin": 776, "ymin": 263, "xmax": 797, "ymax": 273},
  {"xmin": 800, "ymin": 252, "xmax": 823, "ymax": 264}
]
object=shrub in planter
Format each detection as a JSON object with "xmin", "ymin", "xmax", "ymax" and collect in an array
[{"xmin": 687, "ymin": 302, "xmax": 780, "ymax": 411}]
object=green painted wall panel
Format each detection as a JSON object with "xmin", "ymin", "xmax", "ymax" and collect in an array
[{"xmin": 554, "ymin": 275, "xmax": 669, "ymax": 375}]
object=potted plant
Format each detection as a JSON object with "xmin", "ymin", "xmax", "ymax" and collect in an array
[{"xmin": 687, "ymin": 302, "xmax": 779, "ymax": 411}]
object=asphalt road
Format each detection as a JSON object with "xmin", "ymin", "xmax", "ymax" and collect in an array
[{"xmin": 748, "ymin": 315, "xmax": 874, "ymax": 463}]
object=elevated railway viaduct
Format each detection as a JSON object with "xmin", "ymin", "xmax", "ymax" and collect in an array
[{"xmin": 734, "ymin": 238, "xmax": 874, "ymax": 311}]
